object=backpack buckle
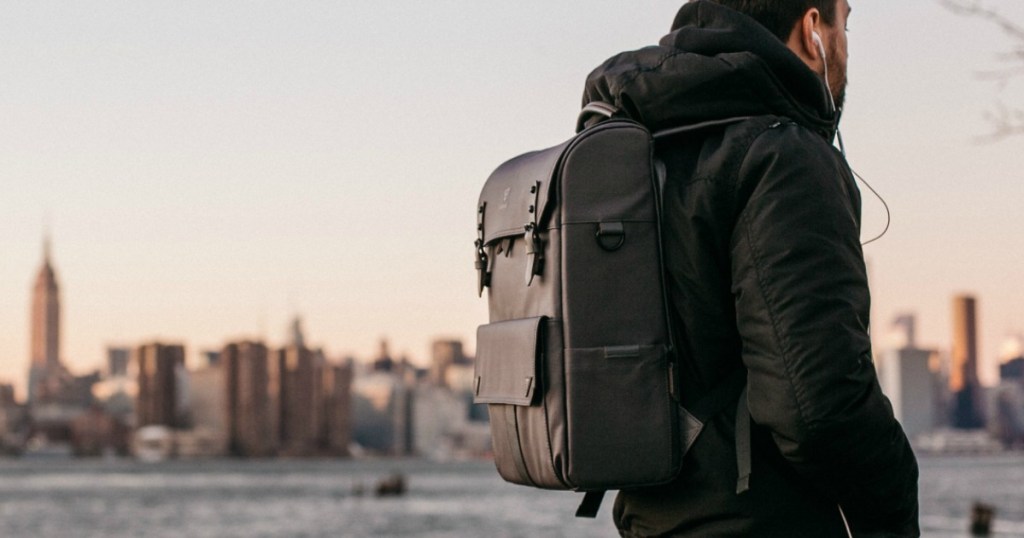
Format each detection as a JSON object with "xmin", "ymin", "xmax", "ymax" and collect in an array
[
  {"xmin": 524, "ymin": 224, "xmax": 543, "ymax": 286},
  {"xmin": 476, "ymin": 203, "xmax": 491, "ymax": 296}
]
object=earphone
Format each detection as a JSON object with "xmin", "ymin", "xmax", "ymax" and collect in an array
[
  {"xmin": 811, "ymin": 31, "xmax": 824, "ymax": 55},
  {"xmin": 812, "ymin": 31, "xmax": 835, "ymax": 113}
]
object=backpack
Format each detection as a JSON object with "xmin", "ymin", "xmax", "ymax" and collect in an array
[{"xmin": 472, "ymin": 102, "xmax": 749, "ymax": 518}]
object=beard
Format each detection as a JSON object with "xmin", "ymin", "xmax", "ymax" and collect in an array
[{"xmin": 827, "ymin": 37, "xmax": 847, "ymax": 113}]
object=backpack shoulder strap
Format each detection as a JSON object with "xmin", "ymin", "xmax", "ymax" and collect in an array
[
  {"xmin": 576, "ymin": 102, "xmax": 621, "ymax": 132},
  {"xmin": 652, "ymin": 116, "xmax": 755, "ymax": 140},
  {"xmin": 575, "ymin": 491, "xmax": 606, "ymax": 518}
]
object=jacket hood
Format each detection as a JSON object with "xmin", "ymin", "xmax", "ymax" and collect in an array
[{"xmin": 582, "ymin": 1, "xmax": 836, "ymax": 138}]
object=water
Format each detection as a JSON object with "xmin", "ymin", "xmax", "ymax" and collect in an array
[
  {"xmin": 0, "ymin": 454, "xmax": 1019, "ymax": 537},
  {"xmin": 919, "ymin": 454, "xmax": 1024, "ymax": 537}
]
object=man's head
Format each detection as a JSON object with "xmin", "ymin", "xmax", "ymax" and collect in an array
[{"xmin": 700, "ymin": 0, "xmax": 851, "ymax": 112}]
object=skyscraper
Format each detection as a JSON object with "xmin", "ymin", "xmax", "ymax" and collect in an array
[
  {"xmin": 951, "ymin": 295, "xmax": 984, "ymax": 428},
  {"xmin": 135, "ymin": 343, "xmax": 185, "ymax": 428},
  {"xmin": 888, "ymin": 313, "xmax": 916, "ymax": 350},
  {"xmin": 322, "ymin": 361, "xmax": 354, "ymax": 457},
  {"xmin": 879, "ymin": 346, "xmax": 939, "ymax": 440},
  {"xmin": 430, "ymin": 340, "xmax": 467, "ymax": 388},
  {"xmin": 28, "ymin": 236, "xmax": 63, "ymax": 404},
  {"xmin": 223, "ymin": 341, "xmax": 277, "ymax": 457},
  {"xmin": 276, "ymin": 344, "xmax": 322, "ymax": 456},
  {"xmin": 107, "ymin": 347, "xmax": 131, "ymax": 378}
]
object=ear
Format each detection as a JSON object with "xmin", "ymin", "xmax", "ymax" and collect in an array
[{"xmin": 785, "ymin": 8, "xmax": 824, "ymax": 68}]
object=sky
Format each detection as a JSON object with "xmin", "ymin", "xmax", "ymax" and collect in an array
[{"xmin": 1, "ymin": 1, "xmax": 1023, "ymax": 397}]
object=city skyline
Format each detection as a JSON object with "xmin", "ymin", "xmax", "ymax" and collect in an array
[{"xmin": 3, "ymin": 1, "xmax": 1024, "ymax": 393}]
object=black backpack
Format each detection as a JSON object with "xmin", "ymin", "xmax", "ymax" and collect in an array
[{"xmin": 473, "ymin": 103, "xmax": 749, "ymax": 517}]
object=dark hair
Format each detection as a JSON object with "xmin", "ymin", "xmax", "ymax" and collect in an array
[{"xmin": 701, "ymin": 0, "xmax": 837, "ymax": 41}]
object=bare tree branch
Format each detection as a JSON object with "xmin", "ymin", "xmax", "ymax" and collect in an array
[
  {"xmin": 940, "ymin": 0, "xmax": 1024, "ymax": 41},
  {"xmin": 940, "ymin": 0, "xmax": 1024, "ymax": 140},
  {"xmin": 974, "ymin": 101, "xmax": 1024, "ymax": 143}
]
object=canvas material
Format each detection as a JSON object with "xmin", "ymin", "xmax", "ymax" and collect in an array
[{"xmin": 474, "ymin": 119, "xmax": 681, "ymax": 492}]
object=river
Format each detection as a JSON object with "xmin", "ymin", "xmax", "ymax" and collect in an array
[{"xmin": 0, "ymin": 454, "xmax": 1019, "ymax": 537}]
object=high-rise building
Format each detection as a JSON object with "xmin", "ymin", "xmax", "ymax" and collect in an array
[
  {"xmin": 997, "ymin": 335, "xmax": 1024, "ymax": 383},
  {"xmin": 135, "ymin": 343, "xmax": 185, "ymax": 428},
  {"xmin": 28, "ymin": 236, "xmax": 64, "ymax": 404},
  {"xmin": 887, "ymin": 314, "xmax": 916, "ymax": 350},
  {"xmin": 373, "ymin": 338, "xmax": 398, "ymax": 373},
  {"xmin": 879, "ymin": 347, "xmax": 939, "ymax": 440},
  {"xmin": 951, "ymin": 295, "xmax": 985, "ymax": 428},
  {"xmin": 289, "ymin": 317, "xmax": 306, "ymax": 349},
  {"xmin": 0, "ymin": 384, "xmax": 15, "ymax": 408},
  {"xmin": 276, "ymin": 344, "xmax": 322, "ymax": 456},
  {"xmin": 107, "ymin": 347, "xmax": 130, "ymax": 378},
  {"xmin": 322, "ymin": 361, "xmax": 354, "ymax": 456},
  {"xmin": 950, "ymin": 296, "xmax": 979, "ymax": 392},
  {"xmin": 430, "ymin": 340, "xmax": 468, "ymax": 388},
  {"xmin": 223, "ymin": 341, "xmax": 276, "ymax": 457},
  {"xmin": 353, "ymin": 367, "xmax": 414, "ymax": 456},
  {"xmin": 1001, "ymin": 358, "xmax": 1024, "ymax": 383}
]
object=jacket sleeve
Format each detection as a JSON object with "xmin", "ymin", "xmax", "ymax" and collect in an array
[{"xmin": 730, "ymin": 124, "xmax": 919, "ymax": 535}]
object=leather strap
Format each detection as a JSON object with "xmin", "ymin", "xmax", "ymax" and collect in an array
[
  {"xmin": 503, "ymin": 405, "xmax": 533, "ymax": 486},
  {"xmin": 576, "ymin": 102, "xmax": 619, "ymax": 132},
  {"xmin": 575, "ymin": 490, "xmax": 606, "ymax": 518},
  {"xmin": 678, "ymin": 369, "xmax": 750, "ymax": 494},
  {"xmin": 652, "ymin": 116, "xmax": 754, "ymax": 140},
  {"xmin": 735, "ymin": 387, "xmax": 752, "ymax": 494}
]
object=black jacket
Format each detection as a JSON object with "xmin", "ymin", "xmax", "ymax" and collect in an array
[{"xmin": 582, "ymin": 3, "xmax": 919, "ymax": 537}]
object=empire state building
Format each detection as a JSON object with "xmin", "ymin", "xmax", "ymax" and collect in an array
[{"xmin": 28, "ymin": 237, "xmax": 64, "ymax": 404}]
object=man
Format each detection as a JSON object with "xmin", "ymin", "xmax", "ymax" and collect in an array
[{"xmin": 583, "ymin": 1, "xmax": 919, "ymax": 536}]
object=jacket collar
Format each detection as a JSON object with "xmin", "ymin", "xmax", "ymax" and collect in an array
[{"xmin": 582, "ymin": 1, "xmax": 838, "ymax": 140}]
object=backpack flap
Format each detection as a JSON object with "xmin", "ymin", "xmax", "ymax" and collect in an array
[
  {"xmin": 476, "ymin": 140, "xmax": 570, "ymax": 293},
  {"xmin": 473, "ymin": 317, "xmax": 544, "ymax": 406}
]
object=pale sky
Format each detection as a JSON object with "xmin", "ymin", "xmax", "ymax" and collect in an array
[{"xmin": 2, "ymin": 1, "xmax": 1023, "ymax": 397}]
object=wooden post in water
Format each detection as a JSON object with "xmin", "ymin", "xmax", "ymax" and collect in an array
[{"xmin": 970, "ymin": 502, "xmax": 995, "ymax": 536}]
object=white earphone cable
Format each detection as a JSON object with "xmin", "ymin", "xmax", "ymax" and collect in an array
[{"xmin": 818, "ymin": 33, "xmax": 890, "ymax": 246}]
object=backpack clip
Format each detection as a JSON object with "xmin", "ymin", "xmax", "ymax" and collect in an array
[
  {"xmin": 524, "ymin": 181, "xmax": 544, "ymax": 285},
  {"xmin": 524, "ymin": 223, "xmax": 543, "ymax": 286},
  {"xmin": 476, "ymin": 203, "xmax": 491, "ymax": 296}
]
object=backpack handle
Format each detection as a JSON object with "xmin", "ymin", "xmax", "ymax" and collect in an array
[{"xmin": 576, "ymin": 102, "xmax": 619, "ymax": 132}]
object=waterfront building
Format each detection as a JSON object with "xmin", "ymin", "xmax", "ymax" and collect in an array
[
  {"xmin": 880, "ymin": 346, "xmax": 939, "ymax": 440},
  {"xmin": 991, "ymin": 381, "xmax": 1024, "ymax": 447},
  {"xmin": 373, "ymin": 339, "xmax": 395, "ymax": 373},
  {"xmin": 223, "ymin": 341, "xmax": 276, "ymax": 457},
  {"xmin": 950, "ymin": 295, "xmax": 985, "ymax": 429},
  {"xmin": 352, "ymin": 368, "xmax": 413, "ymax": 456},
  {"xmin": 322, "ymin": 360, "xmax": 354, "ymax": 456},
  {"xmin": 1002, "ymin": 358, "xmax": 1024, "ymax": 383},
  {"xmin": 185, "ymin": 361, "xmax": 228, "ymax": 456},
  {"xmin": 91, "ymin": 347, "xmax": 137, "ymax": 424},
  {"xmin": 135, "ymin": 343, "xmax": 185, "ymax": 428},
  {"xmin": 69, "ymin": 406, "xmax": 128, "ymax": 457},
  {"xmin": 275, "ymin": 344, "xmax": 323, "ymax": 456},
  {"xmin": 107, "ymin": 347, "xmax": 130, "ymax": 378},
  {"xmin": 24, "ymin": 238, "xmax": 100, "ymax": 447},
  {"xmin": 887, "ymin": 313, "xmax": 917, "ymax": 350},
  {"xmin": 992, "ymin": 337, "xmax": 1024, "ymax": 447},
  {"xmin": 998, "ymin": 336, "xmax": 1024, "ymax": 383},
  {"xmin": 410, "ymin": 382, "xmax": 489, "ymax": 459},
  {"xmin": 27, "ymin": 236, "xmax": 65, "ymax": 405},
  {"xmin": 430, "ymin": 340, "xmax": 468, "ymax": 388}
]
